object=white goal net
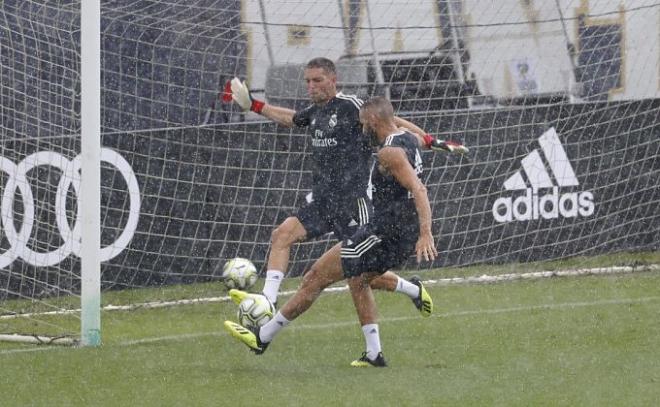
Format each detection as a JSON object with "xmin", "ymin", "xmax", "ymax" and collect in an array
[{"xmin": 1, "ymin": 0, "xmax": 658, "ymax": 343}]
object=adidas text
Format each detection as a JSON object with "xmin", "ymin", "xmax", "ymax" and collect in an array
[
  {"xmin": 493, "ymin": 187, "xmax": 594, "ymax": 222},
  {"xmin": 493, "ymin": 127, "xmax": 596, "ymax": 223}
]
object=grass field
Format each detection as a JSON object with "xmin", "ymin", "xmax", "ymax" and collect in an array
[{"xmin": 2, "ymin": 255, "xmax": 660, "ymax": 406}]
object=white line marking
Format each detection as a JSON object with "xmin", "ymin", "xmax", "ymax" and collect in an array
[
  {"xmin": 119, "ymin": 332, "xmax": 223, "ymax": 346},
  {"xmin": 1, "ymin": 265, "xmax": 658, "ymax": 351},
  {"xmin": 3, "ymin": 264, "xmax": 657, "ymax": 320},
  {"xmin": 2, "ymin": 295, "xmax": 658, "ymax": 354}
]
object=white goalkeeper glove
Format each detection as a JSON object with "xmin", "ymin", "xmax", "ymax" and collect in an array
[
  {"xmin": 423, "ymin": 134, "xmax": 469, "ymax": 155},
  {"xmin": 226, "ymin": 77, "xmax": 265, "ymax": 113}
]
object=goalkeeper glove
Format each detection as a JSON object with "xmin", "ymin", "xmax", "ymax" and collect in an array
[
  {"xmin": 224, "ymin": 77, "xmax": 265, "ymax": 114},
  {"xmin": 423, "ymin": 134, "xmax": 469, "ymax": 155}
]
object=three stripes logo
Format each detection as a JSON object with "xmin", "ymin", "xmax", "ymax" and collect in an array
[
  {"xmin": 341, "ymin": 235, "xmax": 382, "ymax": 258},
  {"xmin": 492, "ymin": 128, "xmax": 595, "ymax": 223}
]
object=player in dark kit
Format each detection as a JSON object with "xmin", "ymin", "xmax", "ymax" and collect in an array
[
  {"xmin": 224, "ymin": 96, "xmax": 437, "ymax": 366},
  {"xmin": 226, "ymin": 57, "xmax": 437, "ymax": 313}
]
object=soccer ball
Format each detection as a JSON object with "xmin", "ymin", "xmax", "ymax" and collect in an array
[
  {"xmin": 222, "ymin": 258, "xmax": 258, "ymax": 290},
  {"xmin": 237, "ymin": 294, "xmax": 275, "ymax": 328}
]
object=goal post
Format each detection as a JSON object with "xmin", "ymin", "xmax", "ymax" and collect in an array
[{"xmin": 80, "ymin": 0, "xmax": 101, "ymax": 347}]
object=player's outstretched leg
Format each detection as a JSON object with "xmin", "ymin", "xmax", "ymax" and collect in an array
[
  {"xmin": 223, "ymin": 321, "xmax": 269, "ymax": 354},
  {"xmin": 225, "ymin": 244, "xmax": 345, "ymax": 356},
  {"xmin": 350, "ymin": 351, "xmax": 388, "ymax": 367},
  {"xmin": 409, "ymin": 276, "xmax": 433, "ymax": 317},
  {"xmin": 262, "ymin": 216, "xmax": 308, "ymax": 305}
]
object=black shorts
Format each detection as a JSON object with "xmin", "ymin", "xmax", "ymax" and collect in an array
[
  {"xmin": 296, "ymin": 193, "xmax": 372, "ymax": 240},
  {"xmin": 340, "ymin": 215, "xmax": 419, "ymax": 278}
]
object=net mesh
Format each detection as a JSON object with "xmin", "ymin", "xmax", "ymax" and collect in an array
[{"xmin": 0, "ymin": 0, "xmax": 658, "ymax": 338}]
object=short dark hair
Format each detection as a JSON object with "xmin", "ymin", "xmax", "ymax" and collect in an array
[
  {"xmin": 360, "ymin": 96, "xmax": 394, "ymax": 119},
  {"xmin": 306, "ymin": 57, "xmax": 336, "ymax": 75}
]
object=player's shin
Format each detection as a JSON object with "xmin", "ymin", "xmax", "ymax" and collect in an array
[
  {"xmin": 395, "ymin": 276, "xmax": 421, "ymax": 299},
  {"xmin": 361, "ymin": 323, "xmax": 382, "ymax": 360},
  {"xmin": 262, "ymin": 269, "xmax": 285, "ymax": 304},
  {"xmin": 348, "ymin": 274, "xmax": 382, "ymax": 360}
]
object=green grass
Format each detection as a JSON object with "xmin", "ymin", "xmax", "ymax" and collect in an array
[{"xmin": 1, "ymin": 264, "xmax": 660, "ymax": 406}]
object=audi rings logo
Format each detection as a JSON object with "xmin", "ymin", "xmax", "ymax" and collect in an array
[{"xmin": 1, "ymin": 148, "xmax": 140, "ymax": 268}]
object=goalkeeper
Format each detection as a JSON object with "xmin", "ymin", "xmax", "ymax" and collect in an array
[{"xmin": 226, "ymin": 57, "xmax": 462, "ymax": 312}]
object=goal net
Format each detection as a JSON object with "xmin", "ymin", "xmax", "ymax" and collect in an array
[{"xmin": 1, "ymin": 0, "xmax": 658, "ymax": 344}]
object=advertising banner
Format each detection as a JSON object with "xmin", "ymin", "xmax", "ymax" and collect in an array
[{"xmin": 1, "ymin": 100, "xmax": 658, "ymax": 295}]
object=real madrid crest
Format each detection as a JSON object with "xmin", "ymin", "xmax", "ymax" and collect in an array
[{"xmin": 328, "ymin": 114, "xmax": 337, "ymax": 128}]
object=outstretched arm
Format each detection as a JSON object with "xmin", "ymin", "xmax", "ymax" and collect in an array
[
  {"xmin": 227, "ymin": 78, "xmax": 296, "ymax": 127},
  {"xmin": 393, "ymin": 116, "xmax": 469, "ymax": 155},
  {"xmin": 394, "ymin": 116, "xmax": 431, "ymax": 150},
  {"xmin": 260, "ymin": 104, "xmax": 296, "ymax": 127},
  {"xmin": 393, "ymin": 116, "xmax": 425, "ymax": 139}
]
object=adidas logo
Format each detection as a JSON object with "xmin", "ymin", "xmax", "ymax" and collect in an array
[{"xmin": 492, "ymin": 128, "xmax": 595, "ymax": 223}]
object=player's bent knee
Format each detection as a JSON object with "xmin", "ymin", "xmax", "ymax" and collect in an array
[{"xmin": 271, "ymin": 219, "xmax": 303, "ymax": 248}]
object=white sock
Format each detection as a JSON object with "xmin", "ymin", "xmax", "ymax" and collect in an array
[
  {"xmin": 361, "ymin": 323, "xmax": 381, "ymax": 360},
  {"xmin": 262, "ymin": 269, "xmax": 284, "ymax": 304},
  {"xmin": 395, "ymin": 277, "xmax": 420, "ymax": 299},
  {"xmin": 259, "ymin": 311, "xmax": 290, "ymax": 343}
]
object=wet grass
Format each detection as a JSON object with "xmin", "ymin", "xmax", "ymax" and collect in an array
[{"xmin": 1, "ymin": 262, "xmax": 659, "ymax": 406}]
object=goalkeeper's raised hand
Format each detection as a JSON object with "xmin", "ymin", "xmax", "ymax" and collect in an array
[
  {"xmin": 224, "ymin": 77, "xmax": 265, "ymax": 114},
  {"xmin": 423, "ymin": 134, "xmax": 469, "ymax": 155}
]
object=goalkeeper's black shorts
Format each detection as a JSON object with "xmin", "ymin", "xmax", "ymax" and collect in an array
[{"xmin": 296, "ymin": 194, "xmax": 372, "ymax": 241}]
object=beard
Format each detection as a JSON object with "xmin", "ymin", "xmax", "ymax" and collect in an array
[{"xmin": 309, "ymin": 90, "xmax": 332, "ymax": 104}]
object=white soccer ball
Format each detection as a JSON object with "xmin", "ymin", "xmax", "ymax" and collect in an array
[
  {"xmin": 237, "ymin": 294, "xmax": 275, "ymax": 328},
  {"xmin": 222, "ymin": 258, "xmax": 258, "ymax": 290}
]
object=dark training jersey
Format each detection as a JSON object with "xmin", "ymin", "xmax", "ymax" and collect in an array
[
  {"xmin": 340, "ymin": 130, "xmax": 424, "ymax": 277},
  {"xmin": 370, "ymin": 130, "xmax": 424, "ymax": 222},
  {"xmin": 292, "ymin": 92, "xmax": 372, "ymax": 203}
]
